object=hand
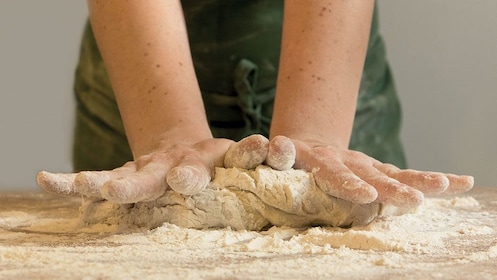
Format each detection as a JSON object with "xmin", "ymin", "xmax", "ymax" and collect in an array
[
  {"xmin": 37, "ymin": 137, "xmax": 232, "ymax": 203},
  {"xmin": 36, "ymin": 134, "xmax": 295, "ymax": 204},
  {"xmin": 289, "ymin": 138, "xmax": 474, "ymax": 209}
]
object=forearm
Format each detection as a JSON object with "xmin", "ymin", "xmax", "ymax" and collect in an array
[
  {"xmin": 270, "ymin": 0, "xmax": 374, "ymax": 149},
  {"xmin": 88, "ymin": 0, "xmax": 211, "ymax": 157}
]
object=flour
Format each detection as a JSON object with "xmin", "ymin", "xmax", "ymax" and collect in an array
[
  {"xmin": 80, "ymin": 166, "xmax": 389, "ymax": 230},
  {"xmin": 1, "ymin": 186, "xmax": 496, "ymax": 279}
]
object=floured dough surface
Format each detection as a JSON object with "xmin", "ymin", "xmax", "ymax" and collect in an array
[{"xmin": 81, "ymin": 166, "xmax": 402, "ymax": 230}]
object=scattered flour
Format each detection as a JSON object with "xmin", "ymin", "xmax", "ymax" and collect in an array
[{"xmin": 1, "ymin": 184, "xmax": 496, "ymax": 279}]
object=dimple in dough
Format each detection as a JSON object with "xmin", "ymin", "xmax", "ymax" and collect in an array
[{"xmin": 81, "ymin": 166, "xmax": 395, "ymax": 231}]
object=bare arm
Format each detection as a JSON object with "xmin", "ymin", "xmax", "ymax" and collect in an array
[
  {"xmin": 88, "ymin": 0, "xmax": 211, "ymax": 157},
  {"xmin": 271, "ymin": 0, "xmax": 373, "ymax": 149}
]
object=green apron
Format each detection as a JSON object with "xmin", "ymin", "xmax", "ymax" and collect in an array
[{"xmin": 72, "ymin": 1, "xmax": 406, "ymax": 172}]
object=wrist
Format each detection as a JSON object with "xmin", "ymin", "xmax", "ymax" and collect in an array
[
  {"xmin": 129, "ymin": 122, "xmax": 213, "ymax": 158},
  {"xmin": 270, "ymin": 119, "xmax": 351, "ymax": 150}
]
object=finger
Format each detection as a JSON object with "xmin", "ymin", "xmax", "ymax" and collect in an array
[
  {"xmin": 224, "ymin": 134, "xmax": 269, "ymax": 169},
  {"xmin": 166, "ymin": 164, "xmax": 210, "ymax": 195},
  {"xmin": 101, "ymin": 161, "xmax": 168, "ymax": 204},
  {"xmin": 267, "ymin": 135, "xmax": 296, "ymax": 171},
  {"xmin": 376, "ymin": 163, "xmax": 450, "ymax": 195},
  {"xmin": 73, "ymin": 162, "xmax": 136, "ymax": 197},
  {"xmin": 342, "ymin": 152, "xmax": 424, "ymax": 208},
  {"xmin": 357, "ymin": 167, "xmax": 424, "ymax": 209},
  {"xmin": 443, "ymin": 174, "xmax": 474, "ymax": 194},
  {"xmin": 36, "ymin": 171, "xmax": 78, "ymax": 196},
  {"xmin": 375, "ymin": 179, "xmax": 424, "ymax": 209},
  {"xmin": 167, "ymin": 138, "xmax": 232, "ymax": 195},
  {"xmin": 295, "ymin": 145, "xmax": 378, "ymax": 204},
  {"xmin": 314, "ymin": 167, "xmax": 378, "ymax": 204}
]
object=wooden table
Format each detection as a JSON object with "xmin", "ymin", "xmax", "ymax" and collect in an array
[{"xmin": 0, "ymin": 187, "xmax": 496, "ymax": 279}]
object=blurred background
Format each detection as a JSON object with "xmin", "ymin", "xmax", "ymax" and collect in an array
[{"xmin": 0, "ymin": 1, "xmax": 495, "ymax": 191}]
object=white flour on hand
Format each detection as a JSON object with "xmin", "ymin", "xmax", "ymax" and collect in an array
[{"xmin": 80, "ymin": 166, "xmax": 397, "ymax": 230}]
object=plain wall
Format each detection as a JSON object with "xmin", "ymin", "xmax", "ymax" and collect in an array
[
  {"xmin": 0, "ymin": 1, "xmax": 87, "ymax": 190},
  {"xmin": 378, "ymin": 0, "xmax": 497, "ymax": 187},
  {"xmin": 0, "ymin": 1, "xmax": 495, "ymax": 190}
]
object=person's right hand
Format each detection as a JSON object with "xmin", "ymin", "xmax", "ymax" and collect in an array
[
  {"xmin": 37, "ymin": 137, "xmax": 231, "ymax": 204},
  {"xmin": 37, "ymin": 134, "xmax": 295, "ymax": 204},
  {"xmin": 288, "ymin": 138, "xmax": 474, "ymax": 209}
]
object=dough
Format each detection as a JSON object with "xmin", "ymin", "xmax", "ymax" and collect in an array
[{"xmin": 81, "ymin": 166, "xmax": 387, "ymax": 231}]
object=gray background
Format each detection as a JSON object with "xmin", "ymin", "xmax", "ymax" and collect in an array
[{"xmin": 1, "ymin": 1, "xmax": 496, "ymax": 191}]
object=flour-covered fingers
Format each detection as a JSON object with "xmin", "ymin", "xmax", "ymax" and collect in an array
[
  {"xmin": 312, "ymin": 161, "xmax": 378, "ymax": 204},
  {"xmin": 349, "ymin": 164, "xmax": 424, "ymax": 208},
  {"xmin": 36, "ymin": 171, "xmax": 78, "ymax": 196},
  {"xmin": 376, "ymin": 163, "xmax": 474, "ymax": 196},
  {"xmin": 73, "ymin": 162, "xmax": 136, "ymax": 197},
  {"xmin": 314, "ymin": 169, "xmax": 378, "ymax": 204},
  {"xmin": 267, "ymin": 135, "xmax": 296, "ymax": 171},
  {"xmin": 166, "ymin": 164, "xmax": 210, "ymax": 195},
  {"xmin": 101, "ymin": 161, "xmax": 168, "ymax": 204},
  {"xmin": 167, "ymin": 138, "xmax": 233, "ymax": 195},
  {"xmin": 292, "ymin": 143, "xmax": 378, "ymax": 204},
  {"xmin": 224, "ymin": 134, "xmax": 269, "ymax": 169},
  {"xmin": 376, "ymin": 163, "xmax": 450, "ymax": 195},
  {"xmin": 443, "ymin": 174, "xmax": 474, "ymax": 194},
  {"xmin": 296, "ymin": 143, "xmax": 421, "ymax": 206}
]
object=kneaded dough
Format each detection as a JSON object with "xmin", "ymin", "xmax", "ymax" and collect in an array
[{"xmin": 81, "ymin": 166, "xmax": 387, "ymax": 231}]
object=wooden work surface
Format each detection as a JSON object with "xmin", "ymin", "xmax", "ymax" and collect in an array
[{"xmin": 0, "ymin": 187, "xmax": 496, "ymax": 279}]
